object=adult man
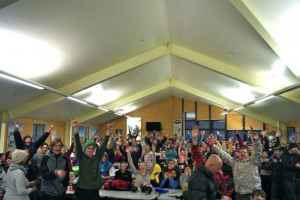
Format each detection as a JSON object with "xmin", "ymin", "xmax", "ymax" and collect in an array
[
  {"xmin": 209, "ymin": 129, "xmax": 262, "ymax": 200},
  {"xmin": 114, "ymin": 161, "xmax": 133, "ymax": 183},
  {"xmin": 281, "ymin": 143, "xmax": 300, "ymax": 200},
  {"xmin": 184, "ymin": 154, "xmax": 231, "ymax": 200},
  {"xmin": 267, "ymin": 147, "xmax": 283, "ymax": 200},
  {"xmin": 40, "ymin": 138, "xmax": 69, "ymax": 200},
  {"xmin": 72, "ymin": 120, "xmax": 113, "ymax": 200}
]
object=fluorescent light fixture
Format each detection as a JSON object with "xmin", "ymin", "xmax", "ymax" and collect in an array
[
  {"xmin": 221, "ymin": 111, "xmax": 228, "ymax": 116},
  {"xmin": 98, "ymin": 107, "xmax": 110, "ymax": 112},
  {"xmin": 233, "ymin": 106, "xmax": 244, "ymax": 111},
  {"xmin": 67, "ymin": 97, "xmax": 88, "ymax": 105},
  {"xmin": 0, "ymin": 73, "xmax": 44, "ymax": 90},
  {"xmin": 114, "ymin": 112, "xmax": 123, "ymax": 116},
  {"xmin": 255, "ymin": 95, "xmax": 275, "ymax": 104}
]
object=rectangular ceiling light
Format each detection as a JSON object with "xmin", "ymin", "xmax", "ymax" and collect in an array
[
  {"xmin": 0, "ymin": 73, "xmax": 44, "ymax": 90},
  {"xmin": 98, "ymin": 106, "xmax": 110, "ymax": 112},
  {"xmin": 67, "ymin": 97, "xmax": 88, "ymax": 105},
  {"xmin": 233, "ymin": 106, "xmax": 244, "ymax": 111},
  {"xmin": 255, "ymin": 95, "xmax": 275, "ymax": 104}
]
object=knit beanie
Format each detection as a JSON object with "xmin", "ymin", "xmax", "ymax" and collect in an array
[
  {"xmin": 12, "ymin": 149, "xmax": 28, "ymax": 164},
  {"xmin": 84, "ymin": 140, "xmax": 96, "ymax": 151},
  {"xmin": 288, "ymin": 143, "xmax": 298, "ymax": 150}
]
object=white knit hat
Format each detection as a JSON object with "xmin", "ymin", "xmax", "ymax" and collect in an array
[{"xmin": 12, "ymin": 149, "xmax": 28, "ymax": 164}]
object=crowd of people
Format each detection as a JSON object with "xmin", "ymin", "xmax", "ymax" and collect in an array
[{"xmin": 0, "ymin": 120, "xmax": 299, "ymax": 200}]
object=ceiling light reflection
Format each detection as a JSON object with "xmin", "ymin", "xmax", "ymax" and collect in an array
[{"xmin": 0, "ymin": 29, "xmax": 62, "ymax": 79}]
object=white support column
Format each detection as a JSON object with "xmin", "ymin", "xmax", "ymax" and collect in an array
[{"xmin": 0, "ymin": 123, "xmax": 7, "ymax": 153}]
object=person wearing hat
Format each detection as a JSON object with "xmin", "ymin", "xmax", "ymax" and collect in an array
[
  {"xmin": 3, "ymin": 149, "xmax": 36, "ymax": 200},
  {"xmin": 281, "ymin": 143, "xmax": 300, "ymax": 200},
  {"xmin": 72, "ymin": 120, "xmax": 114, "ymax": 200}
]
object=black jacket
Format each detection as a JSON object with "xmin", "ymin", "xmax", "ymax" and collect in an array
[
  {"xmin": 14, "ymin": 130, "xmax": 50, "ymax": 161},
  {"xmin": 281, "ymin": 150, "xmax": 300, "ymax": 179},
  {"xmin": 184, "ymin": 164, "xmax": 223, "ymax": 200}
]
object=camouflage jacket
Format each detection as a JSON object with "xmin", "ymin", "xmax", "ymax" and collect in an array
[{"xmin": 212, "ymin": 139, "xmax": 262, "ymax": 195}]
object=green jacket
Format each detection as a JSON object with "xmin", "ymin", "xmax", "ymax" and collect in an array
[{"xmin": 75, "ymin": 133, "xmax": 109, "ymax": 190}]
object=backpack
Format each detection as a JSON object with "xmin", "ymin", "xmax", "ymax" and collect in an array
[{"xmin": 103, "ymin": 179, "xmax": 133, "ymax": 191}]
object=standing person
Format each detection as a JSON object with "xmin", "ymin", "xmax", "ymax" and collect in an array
[
  {"xmin": 40, "ymin": 138, "xmax": 69, "ymax": 200},
  {"xmin": 72, "ymin": 120, "xmax": 113, "ymax": 200},
  {"xmin": 209, "ymin": 128, "xmax": 262, "ymax": 200},
  {"xmin": 267, "ymin": 147, "xmax": 283, "ymax": 200},
  {"xmin": 3, "ymin": 150, "xmax": 36, "ymax": 200},
  {"xmin": 13, "ymin": 123, "xmax": 52, "ymax": 163},
  {"xmin": 183, "ymin": 154, "xmax": 231, "ymax": 200},
  {"xmin": 280, "ymin": 143, "xmax": 300, "ymax": 200}
]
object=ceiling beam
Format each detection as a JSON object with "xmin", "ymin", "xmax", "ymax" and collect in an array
[
  {"xmin": 76, "ymin": 80, "xmax": 171, "ymax": 122},
  {"xmin": 170, "ymin": 43, "xmax": 300, "ymax": 104},
  {"xmin": 230, "ymin": 0, "xmax": 300, "ymax": 92},
  {"xmin": 6, "ymin": 44, "xmax": 170, "ymax": 119},
  {"xmin": 59, "ymin": 44, "xmax": 170, "ymax": 94},
  {"xmin": 77, "ymin": 79, "xmax": 278, "ymax": 127},
  {"xmin": 105, "ymin": 80, "xmax": 171, "ymax": 110},
  {"xmin": 171, "ymin": 80, "xmax": 279, "ymax": 127},
  {"xmin": 76, "ymin": 109, "xmax": 106, "ymax": 123}
]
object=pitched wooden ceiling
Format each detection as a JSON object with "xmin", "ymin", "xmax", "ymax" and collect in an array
[{"xmin": 0, "ymin": 0, "xmax": 299, "ymax": 127}]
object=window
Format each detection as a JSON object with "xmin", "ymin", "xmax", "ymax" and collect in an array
[
  {"xmin": 32, "ymin": 124, "xmax": 46, "ymax": 143},
  {"xmin": 198, "ymin": 120, "xmax": 210, "ymax": 129},
  {"xmin": 212, "ymin": 120, "xmax": 225, "ymax": 129}
]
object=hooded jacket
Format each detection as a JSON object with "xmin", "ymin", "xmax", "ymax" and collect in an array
[
  {"xmin": 4, "ymin": 164, "xmax": 34, "ymax": 200},
  {"xmin": 40, "ymin": 150, "xmax": 69, "ymax": 197}
]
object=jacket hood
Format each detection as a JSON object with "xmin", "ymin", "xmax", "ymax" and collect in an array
[{"xmin": 9, "ymin": 163, "xmax": 27, "ymax": 174}]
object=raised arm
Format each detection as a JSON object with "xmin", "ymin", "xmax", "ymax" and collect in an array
[
  {"xmin": 72, "ymin": 120, "xmax": 84, "ymax": 159},
  {"xmin": 13, "ymin": 122, "xmax": 24, "ymax": 149},
  {"xmin": 127, "ymin": 151, "xmax": 138, "ymax": 174},
  {"xmin": 209, "ymin": 135, "xmax": 234, "ymax": 167},
  {"xmin": 249, "ymin": 129, "xmax": 262, "ymax": 166},
  {"xmin": 96, "ymin": 123, "xmax": 114, "ymax": 158}
]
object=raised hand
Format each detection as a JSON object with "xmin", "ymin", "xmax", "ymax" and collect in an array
[
  {"xmin": 71, "ymin": 120, "xmax": 80, "ymax": 127},
  {"xmin": 105, "ymin": 122, "xmax": 115, "ymax": 136},
  {"xmin": 48, "ymin": 124, "xmax": 54, "ymax": 132},
  {"xmin": 261, "ymin": 130, "xmax": 267, "ymax": 137},
  {"xmin": 248, "ymin": 130, "xmax": 259, "ymax": 140},
  {"xmin": 71, "ymin": 120, "xmax": 80, "ymax": 134},
  {"xmin": 192, "ymin": 125, "xmax": 199, "ymax": 138},
  {"xmin": 14, "ymin": 122, "xmax": 19, "ymax": 131}
]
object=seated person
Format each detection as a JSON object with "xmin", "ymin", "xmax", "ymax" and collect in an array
[
  {"xmin": 150, "ymin": 164, "xmax": 161, "ymax": 187},
  {"xmin": 179, "ymin": 165, "xmax": 192, "ymax": 190},
  {"xmin": 160, "ymin": 168, "xmax": 180, "ymax": 189},
  {"xmin": 99, "ymin": 153, "xmax": 115, "ymax": 184},
  {"xmin": 114, "ymin": 161, "xmax": 133, "ymax": 183}
]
